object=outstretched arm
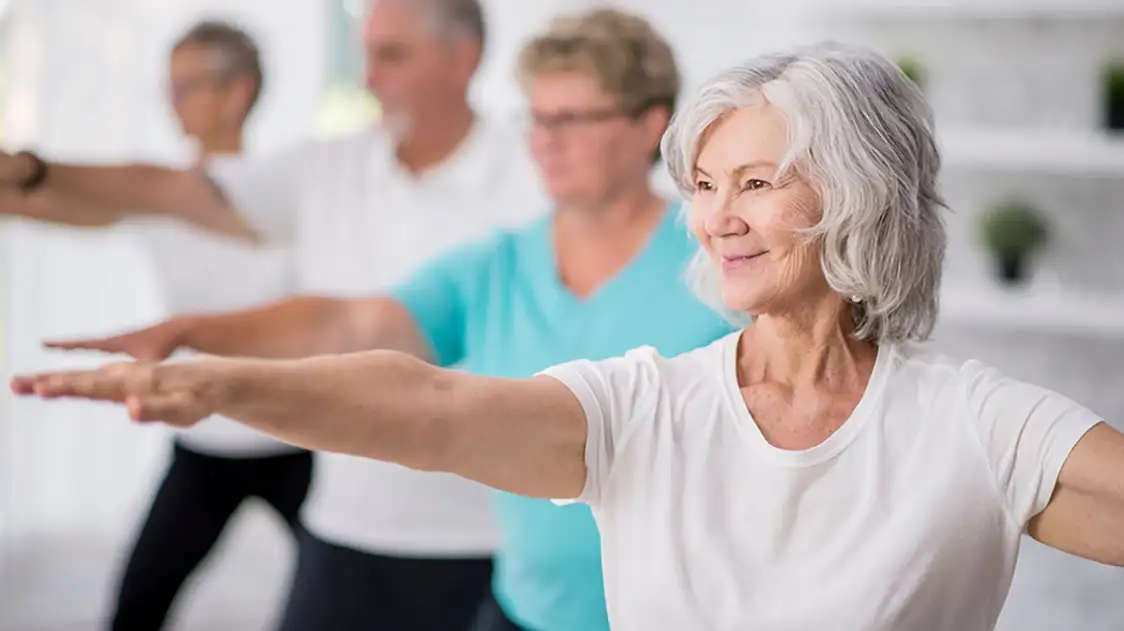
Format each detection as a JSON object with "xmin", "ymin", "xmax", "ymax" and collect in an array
[
  {"xmin": 0, "ymin": 188, "xmax": 127, "ymax": 227},
  {"xmin": 0, "ymin": 152, "xmax": 255, "ymax": 240},
  {"xmin": 48, "ymin": 228, "xmax": 499, "ymax": 363},
  {"xmin": 46, "ymin": 296, "xmax": 432, "ymax": 362},
  {"xmin": 11, "ymin": 352, "xmax": 588, "ymax": 499}
]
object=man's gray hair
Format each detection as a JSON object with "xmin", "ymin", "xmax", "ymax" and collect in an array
[
  {"xmin": 174, "ymin": 20, "xmax": 263, "ymax": 116},
  {"xmin": 393, "ymin": 0, "xmax": 486, "ymax": 50},
  {"xmin": 662, "ymin": 41, "xmax": 947, "ymax": 344}
]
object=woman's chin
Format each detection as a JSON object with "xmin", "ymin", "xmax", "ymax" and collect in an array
[{"xmin": 720, "ymin": 287, "xmax": 766, "ymax": 316}]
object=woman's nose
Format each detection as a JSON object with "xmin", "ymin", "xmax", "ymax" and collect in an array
[{"xmin": 702, "ymin": 197, "xmax": 749, "ymax": 238}]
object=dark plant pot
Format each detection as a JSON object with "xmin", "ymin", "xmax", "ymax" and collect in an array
[
  {"xmin": 995, "ymin": 253, "xmax": 1027, "ymax": 284},
  {"xmin": 1107, "ymin": 100, "xmax": 1124, "ymax": 131}
]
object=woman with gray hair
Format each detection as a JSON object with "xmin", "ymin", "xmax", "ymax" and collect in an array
[{"xmin": 13, "ymin": 41, "xmax": 1124, "ymax": 630}]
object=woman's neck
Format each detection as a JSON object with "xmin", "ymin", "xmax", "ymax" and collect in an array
[
  {"xmin": 555, "ymin": 183, "xmax": 665, "ymax": 240},
  {"xmin": 739, "ymin": 293, "xmax": 876, "ymax": 389},
  {"xmin": 552, "ymin": 182, "xmax": 667, "ymax": 297}
]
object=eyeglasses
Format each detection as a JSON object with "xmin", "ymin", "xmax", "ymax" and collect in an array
[
  {"xmin": 523, "ymin": 107, "xmax": 629, "ymax": 133},
  {"xmin": 168, "ymin": 75, "xmax": 221, "ymax": 102}
]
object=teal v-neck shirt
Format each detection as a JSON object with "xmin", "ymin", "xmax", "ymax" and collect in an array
[{"xmin": 391, "ymin": 202, "xmax": 736, "ymax": 631}]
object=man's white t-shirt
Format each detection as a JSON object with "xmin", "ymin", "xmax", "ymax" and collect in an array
[
  {"xmin": 208, "ymin": 120, "xmax": 546, "ymax": 556},
  {"xmin": 543, "ymin": 331, "xmax": 1102, "ymax": 631},
  {"xmin": 136, "ymin": 154, "xmax": 299, "ymax": 457}
]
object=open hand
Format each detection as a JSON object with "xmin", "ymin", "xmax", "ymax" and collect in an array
[
  {"xmin": 10, "ymin": 359, "xmax": 227, "ymax": 426},
  {"xmin": 45, "ymin": 319, "xmax": 188, "ymax": 361}
]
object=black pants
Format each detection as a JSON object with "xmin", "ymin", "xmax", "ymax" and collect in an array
[
  {"xmin": 469, "ymin": 592, "xmax": 530, "ymax": 631},
  {"xmin": 110, "ymin": 442, "xmax": 313, "ymax": 631},
  {"xmin": 277, "ymin": 531, "xmax": 493, "ymax": 631}
]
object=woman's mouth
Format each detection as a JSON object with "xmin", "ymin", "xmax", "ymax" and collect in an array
[{"xmin": 721, "ymin": 252, "xmax": 766, "ymax": 271}]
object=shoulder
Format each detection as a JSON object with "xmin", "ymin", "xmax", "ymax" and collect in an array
[
  {"xmin": 889, "ymin": 344, "xmax": 1025, "ymax": 397},
  {"xmin": 874, "ymin": 343, "xmax": 986, "ymax": 414},
  {"xmin": 881, "ymin": 344, "xmax": 1093, "ymax": 429},
  {"xmin": 302, "ymin": 131, "xmax": 394, "ymax": 173},
  {"xmin": 542, "ymin": 332, "xmax": 737, "ymax": 412},
  {"xmin": 206, "ymin": 132, "xmax": 384, "ymax": 182}
]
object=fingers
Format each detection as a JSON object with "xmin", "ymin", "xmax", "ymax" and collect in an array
[
  {"xmin": 13, "ymin": 360, "xmax": 216, "ymax": 430},
  {"xmin": 44, "ymin": 330, "xmax": 174, "ymax": 362},
  {"xmin": 44, "ymin": 337, "xmax": 122, "ymax": 353},
  {"xmin": 10, "ymin": 375, "xmax": 38, "ymax": 395},
  {"xmin": 10, "ymin": 369, "xmax": 129, "ymax": 402}
]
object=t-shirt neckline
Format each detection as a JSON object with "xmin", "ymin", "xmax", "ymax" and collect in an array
[
  {"xmin": 542, "ymin": 199, "xmax": 682, "ymax": 308},
  {"xmin": 721, "ymin": 329, "xmax": 895, "ymax": 467}
]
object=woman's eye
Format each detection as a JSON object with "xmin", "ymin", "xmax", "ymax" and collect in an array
[
  {"xmin": 744, "ymin": 179, "xmax": 769, "ymax": 191},
  {"xmin": 695, "ymin": 180, "xmax": 714, "ymax": 192}
]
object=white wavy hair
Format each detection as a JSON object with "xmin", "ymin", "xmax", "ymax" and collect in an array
[{"xmin": 662, "ymin": 41, "xmax": 947, "ymax": 344}]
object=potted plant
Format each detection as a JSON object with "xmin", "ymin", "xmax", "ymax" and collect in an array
[
  {"xmin": 896, "ymin": 55, "xmax": 925, "ymax": 91},
  {"xmin": 1102, "ymin": 59, "xmax": 1124, "ymax": 132},
  {"xmin": 980, "ymin": 200, "xmax": 1049, "ymax": 285}
]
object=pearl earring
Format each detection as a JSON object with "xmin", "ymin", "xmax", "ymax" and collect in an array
[{"xmin": 849, "ymin": 295, "xmax": 863, "ymax": 304}]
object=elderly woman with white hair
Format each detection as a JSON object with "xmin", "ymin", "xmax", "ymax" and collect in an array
[{"xmin": 13, "ymin": 42, "xmax": 1124, "ymax": 630}]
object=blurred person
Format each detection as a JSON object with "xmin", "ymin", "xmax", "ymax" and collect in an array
[
  {"xmin": 0, "ymin": 1, "xmax": 543, "ymax": 629},
  {"xmin": 10, "ymin": 9, "xmax": 735, "ymax": 631},
  {"xmin": 16, "ymin": 41, "xmax": 1124, "ymax": 631},
  {"xmin": 2, "ymin": 21, "xmax": 312, "ymax": 631}
]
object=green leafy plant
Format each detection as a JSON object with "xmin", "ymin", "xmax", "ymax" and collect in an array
[
  {"xmin": 980, "ymin": 200, "xmax": 1050, "ymax": 284},
  {"xmin": 1102, "ymin": 59, "xmax": 1124, "ymax": 132},
  {"xmin": 896, "ymin": 55, "xmax": 925, "ymax": 90}
]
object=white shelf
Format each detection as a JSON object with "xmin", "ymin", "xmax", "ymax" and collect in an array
[
  {"xmin": 938, "ymin": 128, "xmax": 1124, "ymax": 177},
  {"xmin": 813, "ymin": 0, "xmax": 1124, "ymax": 20},
  {"xmin": 938, "ymin": 285, "xmax": 1124, "ymax": 339}
]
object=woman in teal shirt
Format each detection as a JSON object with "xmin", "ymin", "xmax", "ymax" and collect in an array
[
  {"xmin": 399, "ymin": 14, "xmax": 737, "ymax": 624},
  {"xmin": 36, "ymin": 9, "xmax": 733, "ymax": 631}
]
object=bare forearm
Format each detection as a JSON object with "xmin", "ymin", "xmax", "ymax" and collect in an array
[
  {"xmin": 218, "ymin": 351, "xmax": 452, "ymax": 470},
  {"xmin": 176, "ymin": 296, "xmax": 427, "ymax": 360},
  {"xmin": 47, "ymin": 163, "xmax": 193, "ymax": 212},
  {"xmin": 39, "ymin": 161, "xmax": 253, "ymax": 239},
  {"xmin": 174, "ymin": 297, "xmax": 358, "ymax": 359},
  {"xmin": 0, "ymin": 189, "xmax": 125, "ymax": 227},
  {"xmin": 215, "ymin": 351, "xmax": 588, "ymax": 496}
]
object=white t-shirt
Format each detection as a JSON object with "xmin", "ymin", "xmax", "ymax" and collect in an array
[
  {"xmin": 208, "ymin": 120, "xmax": 546, "ymax": 556},
  {"xmin": 135, "ymin": 154, "xmax": 299, "ymax": 458},
  {"xmin": 544, "ymin": 331, "xmax": 1102, "ymax": 631}
]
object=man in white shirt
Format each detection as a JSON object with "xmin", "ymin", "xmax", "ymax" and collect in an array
[{"xmin": 0, "ymin": 1, "xmax": 544, "ymax": 629}]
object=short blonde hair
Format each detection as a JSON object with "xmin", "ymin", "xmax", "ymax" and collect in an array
[{"xmin": 517, "ymin": 9, "xmax": 680, "ymax": 118}]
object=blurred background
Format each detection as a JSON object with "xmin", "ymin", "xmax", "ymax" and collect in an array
[{"xmin": 0, "ymin": 0, "xmax": 1122, "ymax": 629}]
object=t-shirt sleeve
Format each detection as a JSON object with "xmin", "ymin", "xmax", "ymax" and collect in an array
[
  {"xmin": 388, "ymin": 235, "xmax": 501, "ymax": 368},
  {"xmin": 204, "ymin": 146, "xmax": 306, "ymax": 245},
  {"xmin": 540, "ymin": 347, "xmax": 663, "ymax": 507},
  {"xmin": 964, "ymin": 361, "xmax": 1102, "ymax": 529}
]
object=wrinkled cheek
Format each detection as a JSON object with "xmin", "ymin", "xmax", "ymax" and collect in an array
[{"xmin": 776, "ymin": 247, "xmax": 823, "ymax": 290}]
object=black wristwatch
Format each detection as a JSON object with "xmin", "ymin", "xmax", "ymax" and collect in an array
[{"xmin": 15, "ymin": 150, "xmax": 48, "ymax": 192}]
